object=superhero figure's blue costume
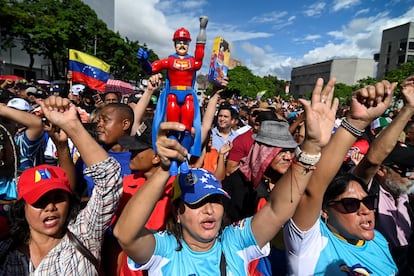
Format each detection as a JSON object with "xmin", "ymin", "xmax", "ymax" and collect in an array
[
  {"xmin": 137, "ymin": 17, "xmax": 207, "ymax": 176},
  {"xmin": 151, "ymin": 54, "xmax": 202, "ymax": 175}
]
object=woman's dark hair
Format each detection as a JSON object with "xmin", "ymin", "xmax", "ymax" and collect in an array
[
  {"xmin": 165, "ymin": 198, "xmax": 226, "ymax": 252},
  {"xmin": 8, "ymin": 193, "xmax": 81, "ymax": 245},
  {"xmin": 165, "ymin": 200, "xmax": 184, "ymax": 251},
  {"xmin": 322, "ymin": 172, "xmax": 368, "ymax": 209}
]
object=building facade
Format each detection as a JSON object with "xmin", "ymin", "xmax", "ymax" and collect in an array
[
  {"xmin": 375, "ymin": 22, "xmax": 414, "ymax": 80},
  {"xmin": 290, "ymin": 58, "xmax": 375, "ymax": 99}
]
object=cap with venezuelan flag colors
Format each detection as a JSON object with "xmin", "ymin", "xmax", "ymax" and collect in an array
[{"xmin": 18, "ymin": 165, "xmax": 72, "ymax": 205}]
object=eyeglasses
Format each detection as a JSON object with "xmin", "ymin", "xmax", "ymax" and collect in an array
[{"xmin": 327, "ymin": 196, "xmax": 377, "ymax": 214}]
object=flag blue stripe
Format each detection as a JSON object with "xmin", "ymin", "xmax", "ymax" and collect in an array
[{"xmin": 69, "ymin": 60, "xmax": 109, "ymax": 82}]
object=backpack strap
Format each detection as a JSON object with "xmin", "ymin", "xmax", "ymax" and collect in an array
[{"xmin": 220, "ymin": 250, "xmax": 226, "ymax": 276}]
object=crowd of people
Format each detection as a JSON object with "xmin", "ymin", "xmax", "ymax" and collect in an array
[
  {"xmin": 0, "ymin": 19, "xmax": 413, "ymax": 274},
  {"xmin": 0, "ymin": 72, "xmax": 413, "ymax": 275}
]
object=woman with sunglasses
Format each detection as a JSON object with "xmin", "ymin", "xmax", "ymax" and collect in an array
[
  {"xmin": 284, "ymin": 80, "xmax": 398, "ymax": 275},
  {"xmin": 353, "ymin": 74, "xmax": 414, "ymax": 275},
  {"xmin": 114, "ymin": 77, "xmax": 338, "ymax": 275}
]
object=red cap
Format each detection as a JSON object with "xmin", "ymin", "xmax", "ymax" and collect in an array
[
  {"xmin": 172, "ymin": 27, "xmax": 191, "ymax": 41},
  {"xmin": 18, "ymin": 165, "xmax": 72, "ymax": 205}
]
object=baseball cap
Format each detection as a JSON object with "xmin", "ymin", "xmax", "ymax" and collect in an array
[
  {"xmin": 7, "ymin": 98, "xmax": 33, "ymax": 111},
  {"xmin": 27, "ymin": 88, "xmax": 48, "ymax": 99},
  {"xmin": 344, "ymin": 138, "xmax": 370, "ymax": 163},
  {"xmin": 128, "ymin": 92, "xmax": 143, "ymax": 104},
  {"xmin": 26, "ymin": 86, "xmax": 37, "ymax": 95},
  {"xmin": 50, "ymin": 85, "xmax": 62, "ymax": 94},
  {"xmin": 172, "ymin": 168, "xmax": 230, "ymax": 205},
  {"xmin": 71, "ymin": 84, "xmax": 85, "ymax": 96},
  {"xmin": 383, "ymin": 142, "xmax": 414, "ymax": 172},
  {"xmin": 351, "ymin": 139, "xmax": 369, "ymax": 154},
  {"xmin": 18, "ymin": 165, "xmax": 72, "ymax": 205},
  {"xmin": 118, "ymin": 119, "xmax": 153, "ymax": 151}
]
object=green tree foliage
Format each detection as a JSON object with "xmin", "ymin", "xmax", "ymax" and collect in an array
[
  {"xmin": 263, "ymin": 75, "xmax": 290, "ymax": 100},
  {"xmin": 334, "ymin": 83, "xmax": 354, "ymax": 103},
  {"xmin": 355, "ymin": 76, "xmax": 378, "ymax": 88},
  {"xmin": 385, "ymin": 59, "xmax": 414, "ymax": 87},
  {"xmin": 224, "ymin": 66, "xmax": 281, "ymax": 99},
  {"xmin": 0, "ymin": 0, "xmax": 150, "ymax": 81}
]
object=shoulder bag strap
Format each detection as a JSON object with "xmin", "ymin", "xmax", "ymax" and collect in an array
[
  {"xmin": 220, "ymin": 250, "xmax": 226, "ymax": 276},
  {"xmin": 66, "ymin": 230, "xmax": 100, "ymax": 274}
]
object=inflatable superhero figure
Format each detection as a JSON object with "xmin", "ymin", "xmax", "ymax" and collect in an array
[{"xmin": 137, "ymin": 16, "xmax": 208, "ymax": 175}]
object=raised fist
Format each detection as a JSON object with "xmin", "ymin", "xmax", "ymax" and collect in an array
[
  {"xmin": 136, "ymin": 48, "xmax": 150, "ymax": 62},
  {"xmin": 200, "ymin": 16, "xmax": 208, "ymax": 29}
]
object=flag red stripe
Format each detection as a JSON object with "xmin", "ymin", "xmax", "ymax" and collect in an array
[{"xmin": 72, "ymin": 72, "xmax": 107, "ymax": 92}]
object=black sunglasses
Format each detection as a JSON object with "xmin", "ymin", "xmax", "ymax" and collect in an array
[{"xmin": 327, "ymin": 196, "xmax": 377, "ymax": 214}]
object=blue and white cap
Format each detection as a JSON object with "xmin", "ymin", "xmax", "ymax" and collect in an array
[{"xmin": 172, "ymin": 168, "xmax": 230, "ymax": 205}]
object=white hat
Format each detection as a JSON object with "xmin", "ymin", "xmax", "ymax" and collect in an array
[
  {"xmin": 71, "ymin": 84, "xmax": 85, "ymax": 96},
  {"xmin": 26, "ymin": 87, "xmax": 37, "ymax": 94},
  {"xmin": 7, "ymin": 98, "xmax": 33, "ymax": 111}
]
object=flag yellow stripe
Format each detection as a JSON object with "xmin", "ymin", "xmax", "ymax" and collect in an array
[{"xmin": 69, "ymin": 49, "xmax": 110, "ymax": 73}]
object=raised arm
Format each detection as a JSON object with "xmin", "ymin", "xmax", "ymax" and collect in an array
[
  {"xmin": 114, "ymin": 122, "xmax": 188, "ymax": 264},
  {"xmin": 39, "ymin": 96, "xmax": 108, "ymax": 167},
  {"xmin": 130, "ymin": 73, "xmax": 162, "ymax": 135},
  {"xmin": 201, "ymin": 78, "xmax": 228, "ymax": 144},
  {"xmin": 251, "ymin": 78, "xmax": 339, "ymax": 248},
  {"xmin": 0, "ymin": 104, "xmax": 43, "ymax": 140},
  {"xmin": 292, "ymin": 80, "xmax": 395, "ymax": 231},
  {"xmin": 354, "ymin": 76, "xmax": 414, "ymax": 183},
  {"xmin": 43, "ymin": 120, "xmax": 76, "ymax": 192}
]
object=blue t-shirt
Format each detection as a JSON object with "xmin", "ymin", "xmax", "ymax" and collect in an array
[
  {"xmin": 284, "ymin": 217, "xmax": 398, "ymax": 275},
  {"xmin": 211, "ymin": 127, "xmax": 238, "ymax": 151},
  {"xmin": 15, "ymin": 131, "xmax": 46, "ymax": 173},
  {"xmin": 127, "ymin": 217, "xmax": 270, "ymax": 275},
  {"xmin": 76, "ymin": 150, "xmax": 131, "ymax": 197},
  {"xmin": 0, "ymin": 178, "xmax": 17, "ymax": 201}
]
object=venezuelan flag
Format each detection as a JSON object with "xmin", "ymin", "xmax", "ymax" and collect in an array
[
  {"xmin": 256, "ymin": 90, "xmax": 267, "ymax": 100},
  {"xmin": 69, "ymin": 49, "xmax": 110, "ymax": 92}
]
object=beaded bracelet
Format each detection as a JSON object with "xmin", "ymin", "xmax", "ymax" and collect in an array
[
  {"xmin": 294, "ymin": 146, "xmax": 321, "ymax": 166},
  {"xmin": 341, "ymin": 119, "xmax": 365, "ymax": 137}
]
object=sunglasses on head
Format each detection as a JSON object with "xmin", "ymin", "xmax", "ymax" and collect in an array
[{"xmin": 327, "ymin": 195, "xmax": 377, "ymax": 214}]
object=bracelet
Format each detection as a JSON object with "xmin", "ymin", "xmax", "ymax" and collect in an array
[
  {"xmin": 341, "ymin": 119, "xmax": 364, "ymax": 137},
  {"xmin": 292, "ymin": 159, "xmax": 317, "ymax": 174},
  {"xmin": 294, "ymin": 146, "xmax": 321, "ymax": 166}
]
